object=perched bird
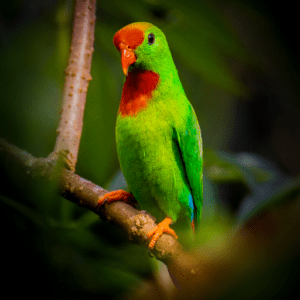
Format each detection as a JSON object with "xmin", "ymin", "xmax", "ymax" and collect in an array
[{"xmin": 98, "ymin": 22, "xmax": 203, "ymax": 249}]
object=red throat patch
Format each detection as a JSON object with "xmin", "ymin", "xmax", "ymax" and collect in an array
[{"xmin": 119, "ymin": 69, "xmax": 159, "ymax": 117}]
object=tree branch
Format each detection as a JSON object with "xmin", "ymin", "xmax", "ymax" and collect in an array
[
  {"xmin": 0, "ymin": 138, "xmax": 184, "ymax": 265},
  {"xmin": 53, "ymin": 0, "xmax": 96, "ymax": 171}
]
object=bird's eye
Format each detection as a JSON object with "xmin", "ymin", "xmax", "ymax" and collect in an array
[{"xmin": 148, "ymin": 33, "xmax": 155, "ymax": 45}]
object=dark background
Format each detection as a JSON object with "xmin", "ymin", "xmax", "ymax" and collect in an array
[{"xmin": 0, "ymin": 1, "xmax": 299, "ymax": 299}]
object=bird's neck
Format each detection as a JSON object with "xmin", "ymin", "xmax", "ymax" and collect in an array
[
  {"xmin": 118, "ymin": 68, "xmax": 159, "ymax": 117},
  {"xmin": 118, "ymin": 61, "xmax": 183, "ymax": 118}
]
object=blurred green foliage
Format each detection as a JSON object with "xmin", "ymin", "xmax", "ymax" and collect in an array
[{"xmin": 1, "ymin": 0, "xmax": 299, "ymax": 299}]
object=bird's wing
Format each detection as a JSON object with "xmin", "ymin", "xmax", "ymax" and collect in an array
[{"xmin": 175, "ymin": 103, "xmax": 203, "ymax": 227}]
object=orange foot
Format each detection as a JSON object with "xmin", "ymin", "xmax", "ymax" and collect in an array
[
  {"xmin": 98, "ymin": 190, "xmax": 136, "ymax": 207},
  {"xmin": 147, "ymin": 216, "xmax": 178, "ymax": 249}
]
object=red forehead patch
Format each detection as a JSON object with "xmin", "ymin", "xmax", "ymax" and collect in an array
[{"xmin": 113, "ymin": 23, "xmax": 152, "ymax": 50}]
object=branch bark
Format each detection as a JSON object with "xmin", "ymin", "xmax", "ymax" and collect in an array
[
  {"xmin": 0, "ymin": 138, "xmax": 184, "ymax": 265},
  {"xmin": 53, "ymin": 0, "xmax": 96, "ymax": 171}
]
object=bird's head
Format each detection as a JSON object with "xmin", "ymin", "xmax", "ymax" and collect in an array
[{"xmin": 113, "ymin": 22, "xmax": 169, "ymax": 76}]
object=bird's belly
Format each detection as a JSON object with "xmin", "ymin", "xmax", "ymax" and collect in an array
[
  {"xmin": 118, "ymin": 126, "xmax": 174, "ymax": 190},
  {"xmin": 116, "ymin": 117, "xmax": 188, "ymax": 221}
]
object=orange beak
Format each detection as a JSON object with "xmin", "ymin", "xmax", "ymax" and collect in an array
[{"xmin": 119, "ymin": 43, "xmax": 137, "ymax": 76}]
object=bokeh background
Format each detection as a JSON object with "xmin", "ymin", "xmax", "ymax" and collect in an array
[{"xmin": 0, "ymin": 0, "xmax": 299, "ymax": 299}]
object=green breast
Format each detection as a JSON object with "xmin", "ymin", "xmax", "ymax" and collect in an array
[{"xmin": 116, "ymin": 98, "xmax": 191, "ymax": 223}]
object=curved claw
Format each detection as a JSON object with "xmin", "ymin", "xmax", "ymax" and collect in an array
[
  {"xmin": 147, "ymin": 216, "xmax": 178, "ymax": 249},
  {"xmin": 98, "ymin": 190, "xmax": 136, "ymax": 206}
]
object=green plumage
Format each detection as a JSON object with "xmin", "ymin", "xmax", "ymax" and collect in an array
[{"xmin": 115, "ymin": 22, "xmax": 203, "ymax": 238}]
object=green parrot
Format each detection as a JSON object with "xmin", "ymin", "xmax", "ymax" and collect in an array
[{"xmin": 99, "ymin": 22, "xmax": 203, "ymax": 249}]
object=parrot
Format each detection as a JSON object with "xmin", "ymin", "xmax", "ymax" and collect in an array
[{"xmin": 98, "ymin": 22, "xmax": 203, "ymax": 250}]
